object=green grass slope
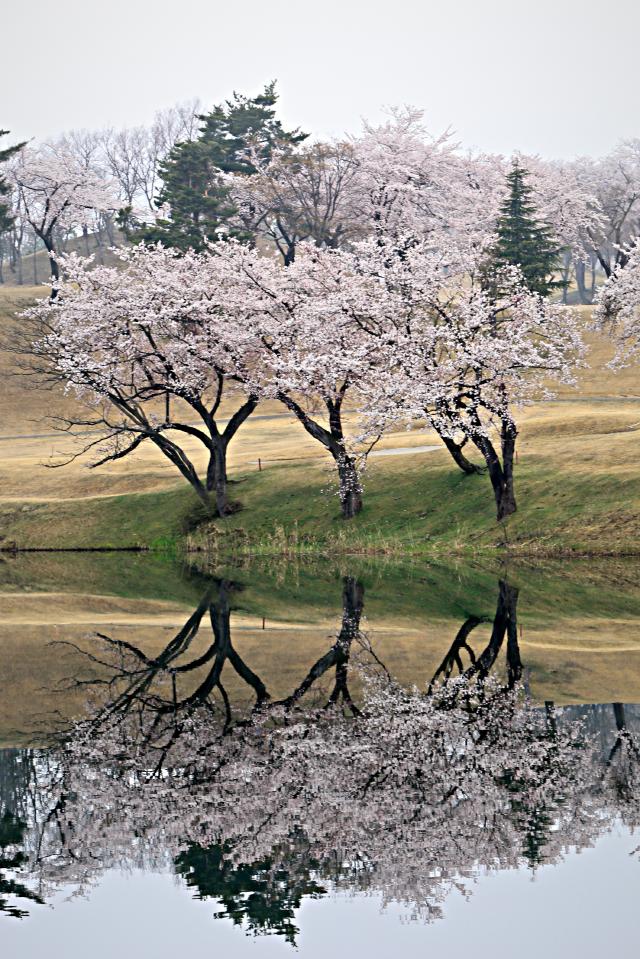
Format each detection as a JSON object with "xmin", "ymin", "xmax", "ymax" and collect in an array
[{"xmin": 1, "ymin": 445, "xmax": 639, "ymax": 558}]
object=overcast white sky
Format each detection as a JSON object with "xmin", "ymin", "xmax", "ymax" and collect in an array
[{"xmin": 2, "ymin": 0, "xmax": 638, "ymax": 158}]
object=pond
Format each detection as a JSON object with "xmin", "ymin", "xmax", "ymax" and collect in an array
[{"xmin": 1, "ymin": 554, "xmax": 639, "ymax": 957}]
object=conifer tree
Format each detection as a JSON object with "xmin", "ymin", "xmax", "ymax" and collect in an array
[
  {"xmin": 487, "ymin": 161, "xmax": 561, "ymax": 297},
  {"xmin": 136, "ymin": 83, "xmax": 306, "ymax": 251}
]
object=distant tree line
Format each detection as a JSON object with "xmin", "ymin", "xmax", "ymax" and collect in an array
[{"xmin": 2, "ymin": 84, "xmax": 640, "ymax": 300}]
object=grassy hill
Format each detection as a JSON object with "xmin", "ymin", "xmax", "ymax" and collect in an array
[{"xmin": 0, "ymin": 230, "xmax": 127, "ymax": 288}]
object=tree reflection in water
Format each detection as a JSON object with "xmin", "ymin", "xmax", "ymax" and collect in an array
[{"xmin": 0, "ymin": 575, "xmax": 638, "ymax": 941}]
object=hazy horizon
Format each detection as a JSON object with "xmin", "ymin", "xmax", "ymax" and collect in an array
[{"xmin": 3, "ymin": 0, "xmax": 639, "ymax": 158}]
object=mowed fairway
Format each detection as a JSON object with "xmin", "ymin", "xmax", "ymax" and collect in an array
[{"xmin": 1, "ymin": 287, "xmax": 639, "ymax": 553}]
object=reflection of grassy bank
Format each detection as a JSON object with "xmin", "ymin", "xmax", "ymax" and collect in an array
[
  {"xmin": 4, "ymin": 552, "xmax": 640, "ymax": 624},
  {"xmin": 2, "ymin": 553, "xmax": 640, "ymax": 747},
  {"xmin": 0, "ymin": 551, "xmax": 210, "ymax": 605}
]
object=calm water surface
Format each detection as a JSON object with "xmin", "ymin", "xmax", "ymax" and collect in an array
[{"xmin": 1, "ymin": 555, "xmax": 639, "ymax": 957}]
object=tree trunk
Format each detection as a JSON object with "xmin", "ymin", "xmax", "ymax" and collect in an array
[
  {"xmin": 206, "ymin": 437, "xmax": 229, "ymax": 518},
  {"xmin": 336, "ymin": 453, "xmax": 363, "ymax": 519},
  {"xmin": 465, "ymin": 579, "xmax": 520, "ymax": 682},
  {"xmin": 41, "ymin": 233, "xmax": 58, "ymax": 298},
  {"xmin": 277, "ymin": 391, "xmax": 363, "ymax": 519},
  {"xmin": 612, "ymin": 701, "xmax": 627, "ymax": 733},
  {"xmin": 104, "ymin": 214, "xmax": 115, "ymax": 246},
  {"xmin": 497, "ymin": 418, "xmax": 517, "ymax": 521},
  {"xmin": 429, "ymin": 614, "xmax": 489, "ymax": 689},
  {"xmin": 328, "ymin": 577, "xmax": 365, "ymax": 713},
  {"xmin": 340, "ymin": 576, "xmax": 364, "ymax": 640},
  {"xmin": 278, "ymin": 577, "xmax": 364, "ymax": 711},
  {"xmin": 487, "ymin": 458, "xmax": 517, "ymax": 521},
  {"xmin": 471, "ymin": 417, "xmax": 517, "ymax": 522},
  {"xmin": 575, "ymin": 259, "xmax": 590, "ymax": 305}
]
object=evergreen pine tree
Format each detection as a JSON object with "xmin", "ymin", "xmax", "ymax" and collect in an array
[
  {"xmin": 135, "ymin": 83, "xmax": 306, "ymax": 251},
  {"xmin": 0, "ymin": 130, "xmax": 26, "ymax": 237},
  {"xmin": 487, "ymin": 161, "xmax": 561, "ymax": 297}
]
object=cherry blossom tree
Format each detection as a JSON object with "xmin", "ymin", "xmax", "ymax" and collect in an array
[
  {"xmin": 8, "ymin": 144, "xmax": 118, "ymax": 291},
  {"xmin": 574, "ymin": 141, "xmax": 640, "ymax": 279},
  {"xmin": 207, "ymin": 228, "xmax": 585, "ymax": 522},
  {"xmin": 53, "ymin": 129, "xmax": 119, "ymax": 256},
  {"xmin": 331, "ymin": 236, "xmax": 586, "ymax": 520},
  {"xmin": 594, "ymin": 237, "xmax": 640, "ymax": 367},
  {"xmin": 531, "ymin": 157, "xmax": 602, "ymax": 272},
  {"xmin": 349, "ymin": 108, "xmax": 484, "ymax": 245},
  {"xmin": 19, "ymin": 245, "xmax": 262, "ymax": 516},
  {"xmin": 346, "ymin": 113, "xmax": 601, "ymax": 263},
  {"xmin": 206, "ymin": 240, "xmax": 382, "ymax": 518}
]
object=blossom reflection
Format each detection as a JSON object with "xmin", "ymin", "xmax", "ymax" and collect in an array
[{"xmin": 0, "ymin": 576, "xmax": 638, "ymax": 942}]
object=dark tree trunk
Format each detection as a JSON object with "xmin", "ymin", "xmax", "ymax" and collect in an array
[
  {"xmin": 340, "ymin": 576, "xmax": 364, "ymax": 639},
  {"xmin": 327, "ymin": 577, "xmax": 365, "ymax": 713},
  {"xmin": 278, "ymin": 390, "xmax": 363, "ymax": 520},
  {"xmin": 202, "ymin": 394, "xmax": 258, "ymax": 518},
  {"xmin": 489, "ymin": 461, "xmax": 517, "ymax": 521},
  {"xmin": 208, "ymin": 438, "xmax": 229, "ymax": 518},
  {"xmin": 41, "ymin": 233, "xmax": 58, "ymax": 299},
  {"xmin": 336, "ymin": 453, "xmax": 363, "ymax": 519},
  {"xmin": 277, "ymin": 577, "xmax": 364, "ymax": 712},
  {"xmin": 429, "ymin": 614, "xmax": 489, "ymax": 689},
  {"xmin": 606, "ymin": 702, "xmax": 629, "ymax": 766},
  {"xmin": 209, "ymin": 580, "xmax": 270, "ymax": 708},
  {"xmin": 497, "ymin": 418, "xmax": 517, "ymax": 521},
  {"xmin": 596, "ymin": 247, "xmax": 612, "ymax": 279},
  {"xmin": 464, "ymin": 579, "xmax": 520, "ymax": 683},
  {"xmin": 471, "ymin": 416, "xmax": 517, "ymax": 521},
  {"xmin": 613, "ymin": 702, "xmax": 627, "ymax": 733}
]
